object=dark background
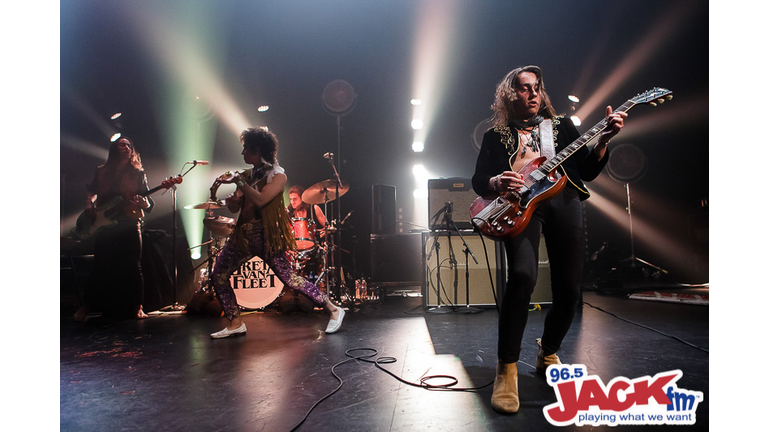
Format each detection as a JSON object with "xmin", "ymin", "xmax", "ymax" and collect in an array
[{"xmin": 59, "ymin": 0, "xmax": 709, "ymax": 285}]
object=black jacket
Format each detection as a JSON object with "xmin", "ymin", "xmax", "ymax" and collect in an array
[{"xmin": 471, "ymin": 116, "xmax": 609, "ymax": 200}]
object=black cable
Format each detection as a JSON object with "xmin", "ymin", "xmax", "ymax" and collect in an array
[
  {"xmin": 289, "ymin": 347, "xmax": 493, "ymax": 431},
  {"xmin": 582, "ymin": 301, "xmax": 709, "ymax": 353}
]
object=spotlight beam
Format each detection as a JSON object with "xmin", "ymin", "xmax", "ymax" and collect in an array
[
  {"xmin": 575, "ymin": 2, "xmax": 692, "ymax": 122},
  {"xmin": 587, "ymin": 191, "xmax": 698, "ymax": 273}
]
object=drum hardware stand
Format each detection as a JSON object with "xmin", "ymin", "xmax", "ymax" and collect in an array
[{"xmin": 189, "ymin": 209, "xmax": 219, "ymax": 292}]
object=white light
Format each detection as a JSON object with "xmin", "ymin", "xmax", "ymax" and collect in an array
[
  {"xmin": 413, "ymin": 189, "xmax": 427, "ymax": 199},
  {"xmin": 110, "ymin": 133, "xmax": 122, "ymax": 142},
  {"xmin": 412, "ymin": 164, "xmax": 427, "ymax": 178},
  {"xmin": 568, "ymin": 95, "xmax": 580, "ymax": 103},
  {"xmin": 411, "ymin": 99, "xmax": 422, "ymax": 106},
  {"xmin": 257, "ymin": 105, "xmax": 269, "ymax": 112},
  {"xmin": 190, "ymin": 250, "xmax": 201, "ymax": 260},
  {"xmin": 570, "ymin": 115, "xmax": 581, "ymax": 126},
  {"xmin": 110, "ymin": 112, "xmax": 122, "ymax": 120},
  {"xmin": 411, "ymin": 119, "xmax": 424, "ymax": 130},
  {"xmin": 412, "ymin": 141, "xmax": 424, "ymax": 152}
]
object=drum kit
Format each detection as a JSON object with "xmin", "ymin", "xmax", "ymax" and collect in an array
[{"xmin": 187, "ymin": 174, "xmax": 354, "ymax": 311}]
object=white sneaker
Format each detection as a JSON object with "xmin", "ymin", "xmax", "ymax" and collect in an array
[
  {"xmin": 325, "ymin": 308, "xmax": 345, "ymax": 334},
  {"xmin": 211, "ymin": 323, "xmax": 247, "ymax": 339}
]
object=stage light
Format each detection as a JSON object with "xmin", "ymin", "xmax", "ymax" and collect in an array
[
  {"xmin": 257, "ymin": 105, "xmax": 269, "ymax": 112},
  {"xmin": 412, "ymin": 163, "xmax": 427, "ymax": 178},
  {"xmin": 570, "ymin": 116, "xmax": 582, "ymax": 127},
  {"xmin": 568, "ymin": 95, "xmax": 580, "ymax": 103},
  {"xmin": 110, "ymin": 112, "xmax": 122, "ymax": 120},
  {"xmin": 412, "ymin": 141, "xmax": 424, "ymax": 152},
  {"xmin": 411, "ymin": 119, "xmax": 424, "ymax": 130},
  {"xmin": 110, "ymin": 133, "xmax": 122, "ymax": 142},
  {"xmin": 411, "ymin": 99, "xmax": 422, "ymax": 106}
]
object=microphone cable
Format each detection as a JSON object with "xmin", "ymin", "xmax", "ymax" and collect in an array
[{"xmin": 289, "ymin": 347, "xmax": 494, "ymax": 431}]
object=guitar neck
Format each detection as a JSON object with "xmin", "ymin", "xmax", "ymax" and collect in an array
[{"xmin": 540, "ymin": 99, "xmax": 636, "ymax": 174}]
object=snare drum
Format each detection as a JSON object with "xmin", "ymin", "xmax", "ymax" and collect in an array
[
  {"xmin": 291, "ymin": 217, "xmax": 316, "ymax": 250},
  {"xmin": 229, "ymin": 256, "xmax": 284, "ymax": 309}
]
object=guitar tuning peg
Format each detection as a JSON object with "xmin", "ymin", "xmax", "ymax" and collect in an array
[
  {"xmin": 667, "ymin": 95, "xmax": 673, "ymax": 101},
  {"xmin": 658, "ymin": 99, "xmax": 665, "ymax": 104},
  {"xmin": 649, "ymin": 102, "xmax": 657, "ymax": 107}
]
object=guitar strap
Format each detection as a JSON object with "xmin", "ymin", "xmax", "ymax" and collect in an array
[{"xmin": 540, "ymin": 119, "xmax": 555, "ymax": 161}]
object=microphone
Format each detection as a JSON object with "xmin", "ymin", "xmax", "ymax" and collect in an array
[
  {"xmin": 340, "ymin": 211, "xmax": 354, "ymax": 225},
  {"xmin": 323, "ymin": 152, "xmax": 334, "ymax": 160},
  {"xmin": 188, "ymin": 160, "xmax": 210, "ymax": 166}
]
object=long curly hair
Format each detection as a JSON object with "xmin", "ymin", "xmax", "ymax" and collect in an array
[
  {"xmin": 491, "ymin": 65, "xmax": 557, "ymax": 128},
  {"xmin": 240, "ymin": 127, "xmax": 278, "ymax": 164}
]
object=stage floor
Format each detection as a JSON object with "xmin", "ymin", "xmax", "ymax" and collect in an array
[{"xmin": 60, "ymin": 288, "xmax": 708, "ymax": 431}]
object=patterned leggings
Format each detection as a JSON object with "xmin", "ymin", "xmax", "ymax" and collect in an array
[{"xmin": 211, "ymin": 222, "xmax": 328, "ymax": 321}]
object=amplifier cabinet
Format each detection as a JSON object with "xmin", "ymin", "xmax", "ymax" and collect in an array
[
  {"xmin": 422, "ymin": 231, "xmax": 504, "ymax": 307},
  {"xmin": 422, "ymin": 232, "xmax": 552, "ymax": 308},
  {"xmin": 427, "ymin": 178, "xmax": 477, "ymax": 230}
]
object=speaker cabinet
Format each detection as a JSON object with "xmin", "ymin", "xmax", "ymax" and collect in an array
[
  {"xmin": 422, "ymin": 232, "xmax": 552, "ymax": 308},
  {"xmin": 370, "ymin": 233, "xmax": 423, "ymax": 286},
  {"xmin": 496, "ymin": 235, "xmax": 553, "ymax": 304},
  {"xmin": 372, "ymin": 184, "xmax": 396, "ymax": 235},
  {"xmin": 422, "ymin": 231, "xmax": 505, "ymax": 307},
  {"xmin": 427, "ymin": 178, "xmax": 476, "ymax": 230}
]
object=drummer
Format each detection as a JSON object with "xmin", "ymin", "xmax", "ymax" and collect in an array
[{"xmin": 286, "ymin": 185, "xmax": 327, "ymax": 231}]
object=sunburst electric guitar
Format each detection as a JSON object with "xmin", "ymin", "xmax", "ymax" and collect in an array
[{"xmin": 469, "ymin": 87, "xmax": 673, "ymax": 240}]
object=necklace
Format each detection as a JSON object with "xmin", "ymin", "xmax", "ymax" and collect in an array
[{"xmin": 519, "ymin": 126, "xmax": 540, "ymax": 156}]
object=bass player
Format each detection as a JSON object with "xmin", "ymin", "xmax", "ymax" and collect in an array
[{"xmin": 74, "ymin": 136, "xmax": 153, "ymax": 321}]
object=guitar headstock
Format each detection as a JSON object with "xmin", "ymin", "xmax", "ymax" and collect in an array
[
  {"xmin": 161, "ymin": 175, "xmax": 183, "ymax": 189},
  {"xmin": 631, "ymin": 87, "xmax": 673, "ymax": 107}
]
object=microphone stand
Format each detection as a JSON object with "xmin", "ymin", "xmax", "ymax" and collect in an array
[
  {"xmin": 166, "ymin": 161, "xmax": 205, "ymax": 310},
  {"xmin": 426, "ymin": 202, "xmax": 454, "ymax": 314},
  {"xmin": 446, "ymin": 206, "xmax": 481, "ymax": 314},
  {"xmin": 325, "ymin": 153, "xmax": 348, "ymax": 302}
]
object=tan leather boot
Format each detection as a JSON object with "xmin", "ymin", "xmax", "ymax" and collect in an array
[
  {"xmin": 491, "ymin": 361, "xmax": 519, "ymax": 413},
  {"xmin": 536, "ymin": 338, "xmax": 562, "ymax": 376}
]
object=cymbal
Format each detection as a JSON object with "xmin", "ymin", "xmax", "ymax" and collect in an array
[
  {"xmin": 301, "ymin": 179, "xmax": 349, "ymax": 204},
  {"xmin": 184, "ymin": 200, "xmax": 227, "ymax": 210}
]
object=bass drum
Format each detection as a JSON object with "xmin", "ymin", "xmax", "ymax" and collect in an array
[{"xmin": 229, "ymin": 256, "xmax": 283, "ymax": 310}]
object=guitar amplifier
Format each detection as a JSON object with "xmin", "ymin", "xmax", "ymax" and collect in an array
[{"xmin": 428, "ymin": 178, "xmax": 477, "ymax": 230}]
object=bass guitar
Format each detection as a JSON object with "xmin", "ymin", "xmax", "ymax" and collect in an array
[
  {"xmin": 73, "ymin": 175, "xmax": 183, "ymax": 240},
  {"xmin": 469, "ymin": 87, "xmax": 673, "ymax": 240}
]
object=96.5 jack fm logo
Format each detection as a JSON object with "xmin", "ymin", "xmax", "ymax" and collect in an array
[{"xmin": 543, "ymin": 364, "xmax": 703, "ymax": 427}]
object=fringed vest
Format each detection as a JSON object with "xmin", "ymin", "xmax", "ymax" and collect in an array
[{"xmin": 234, "ymin": 166, "xmax": 297, "ymax": 257}]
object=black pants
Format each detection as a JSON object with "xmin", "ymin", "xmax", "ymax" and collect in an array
[
  {"xmin": 498, "ymin": 187, "xmax": 584, "ymax": 363},
  {"xmin": 84, "ymin": 221, "xmax": 144, "ymax": 316}
]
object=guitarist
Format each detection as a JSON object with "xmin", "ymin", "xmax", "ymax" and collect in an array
[
  {"xmin": 471, "ymin": 65, "xmax": 626, "ymax": 414},
  {"xmin": 74, "ymin": 137, "xmax": 153, "ymax": 321}
]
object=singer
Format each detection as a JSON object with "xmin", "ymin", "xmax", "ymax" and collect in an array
[
  {"xmin": 208, "ymin": 127, "xmax": 345, "ymax": 338},
  {"xmin": 471, "ymin": 66, "xmax": 627, "ymax": 413}
]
